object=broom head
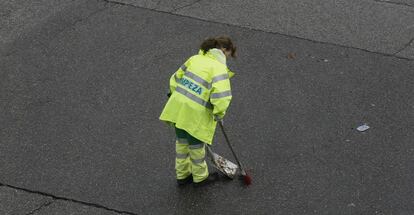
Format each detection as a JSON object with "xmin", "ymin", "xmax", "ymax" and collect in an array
[{"xmin": 241, "ymin": 171, "xmax": 252, "ymax": 186}]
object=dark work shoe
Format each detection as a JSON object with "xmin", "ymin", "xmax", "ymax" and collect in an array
[
  {"xmin": 177, "ymin": 175, "xmax": 193, "ymax": 186},
  {"xmin": 193, "ymin": 172, "xmax": 219, "ymax": 187}
]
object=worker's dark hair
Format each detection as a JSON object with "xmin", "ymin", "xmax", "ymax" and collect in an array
[{"xmin": 200, "ymin": 36, "xmax": 236, "ymax": 57}]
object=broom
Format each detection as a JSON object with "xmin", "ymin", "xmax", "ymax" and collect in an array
[{"xmin": 218, "ymin": 121, "xmax": 252, "ymax": 186}]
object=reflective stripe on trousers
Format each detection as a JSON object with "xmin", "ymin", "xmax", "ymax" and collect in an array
[
  {"xmin": 175, "ymin": 128, "xmax": 209, "ymax": 182},
  {"xmin": 188, "ymin": 142, "xmax": 208, "ymax": 182},
  {"xmin": 175, "ymin": 139, "xmax": 191, "ymax": 180}
]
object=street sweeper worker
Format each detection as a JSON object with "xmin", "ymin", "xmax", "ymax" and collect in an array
[{"xmin": 159, "ymin": 36, "xmax": 236, "ymax": 186}]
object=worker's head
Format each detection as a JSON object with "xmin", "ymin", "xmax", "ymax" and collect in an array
[{"xmin": 200, "ymin": 36, "xmax": 236, "ymax": 58}]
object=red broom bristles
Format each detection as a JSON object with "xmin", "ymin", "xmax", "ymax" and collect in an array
[{"xmin": 243, "ymin": 174, "xmax": 252, "ymax": 186}]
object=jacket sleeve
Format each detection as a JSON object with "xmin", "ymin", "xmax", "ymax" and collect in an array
[
  {"xmin": 210, "ymin": 72, "xmax": 232, "ymax": 119},
  {"xmin": 169, "ymin": 58, "xmax": 191, "ymax": 94}
]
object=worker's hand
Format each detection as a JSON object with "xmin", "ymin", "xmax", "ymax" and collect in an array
[{"xmin": 167, "ymin": 90, "xmax": 172, "ymax": 98}]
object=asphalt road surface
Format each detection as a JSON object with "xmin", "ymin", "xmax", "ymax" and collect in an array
[{"xmin": 1, "ymin": 0, "xmax": 413, "ymax": 214}]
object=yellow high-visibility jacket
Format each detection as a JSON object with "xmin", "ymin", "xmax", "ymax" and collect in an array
[{"xmin": 159, "ymin": 48, "xmax": 234, "ymax": 144}]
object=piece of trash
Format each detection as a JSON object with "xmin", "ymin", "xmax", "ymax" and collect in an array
[
  {"xmin": 357, "ymin": 124, "xmax": 370, "ymax": 132},
  {"xmin": 345, "ymin": 139, "xmax": 351, "ymax": 142},
  {"xmin": 317, "ymin": 58, "xmax": 329, "ymax": 62},
  {"xmin": 371, "ymin": 103, "xmax": 376, "ymax": 107},
  {"xmin": 287, "ymin": 53, "xmax": 296, "ymax": 59},
  {"xmin": 348, "ymin": 203, "xmax": 356, "ymax": 207}
]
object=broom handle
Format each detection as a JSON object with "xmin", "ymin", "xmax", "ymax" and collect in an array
[
  {"xmin": 206, "ymin": 145, "xmax": 214, "ymax": 159},
  {"xmin": 218, "ymin": 121, "xmax": 246, "ymax": 175}
]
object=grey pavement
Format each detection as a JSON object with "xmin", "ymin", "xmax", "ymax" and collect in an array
[
  {"xmin": 0, "ymin": 185, "xmax": 123, "ymax": 215},
  {"xmin": 1, "ymin": 0, "xmax": 413, "ymax": 214},
  {"xmin": 0, "ymin": 185, "xmax": 52, "ymax": 215},
  {"xmin": 111, "ymin": 0, "xmax": 414, "ymax": 60}
]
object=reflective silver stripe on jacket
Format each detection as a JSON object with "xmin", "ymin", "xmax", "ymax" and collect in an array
[
  {"xmin": 191, "ymin": 158, "xmax": 205, "ymax": 164},
  {"xmin": 189, "ymin": 143, "xmax": 205, "ymax": 149},
  {"xmin": 184, "ymin": 71, "xmax": 211, "ymax": 89},
  {"xmin": 212, "ymin": 74, "xmax": 229, "ymax": 83},
  {"xmin": 211, "ymin": 90, "xmax": 232, "ymax": 99},
  {"xmin": 175, "ymin": 87, "xmax": 213, "ymax": 109},
  {"xmin": 180, "ymin": 64, "xmax": 187, "ymax": 71},
  {"xmin": 180, "ymin": 65, "xmax": 229, "ymax": 88},
  {"xmin": 176, "ymin": 153, "xmax": 189, "ymax": 159},
  {"xmin": 181, "ymin": 65, "xmax": 212, "ymax": 89}
]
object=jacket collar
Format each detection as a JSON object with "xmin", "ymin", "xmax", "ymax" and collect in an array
[
  {"xmin": 199, "ymin": 48, "xmax": 226, "ymax": 65},
  {"xmin": 208, "ymin": 48, "xmax": 227, "ymax": 65},
  {"xmin": 198, "ymin": 49, "xmax": 235, "ymax": 78}
]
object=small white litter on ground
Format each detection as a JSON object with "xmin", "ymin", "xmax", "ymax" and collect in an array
[
  {"xmin": 348, "ymin": 203, "xmax": 356, "ymax": 207},
  {"xmin": 357, "ymin": 124, "xmax": 370, "ymax": 132}
]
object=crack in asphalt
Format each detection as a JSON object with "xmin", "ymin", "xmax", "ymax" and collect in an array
[
  {"xmin": 102, "ymin": 0, "xmax": 413, "ymax": 61},
  {"xmin": 373, "ymin": 0, "xmax": 414, "ymax": 8},
  {"xmin": 26, "ymin": 200, "xmax": 54, "ymax": 215},
  {"xmin": 170, "ymin": 0, "xmax": 204, "ymax": 13},
  {"xmin": 0, "ymin": 182, "xmax": 136, "ymax": 215},
  {"xmin": 394, "ymin": 38, "xmax": 414, "ymax": 55}
]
